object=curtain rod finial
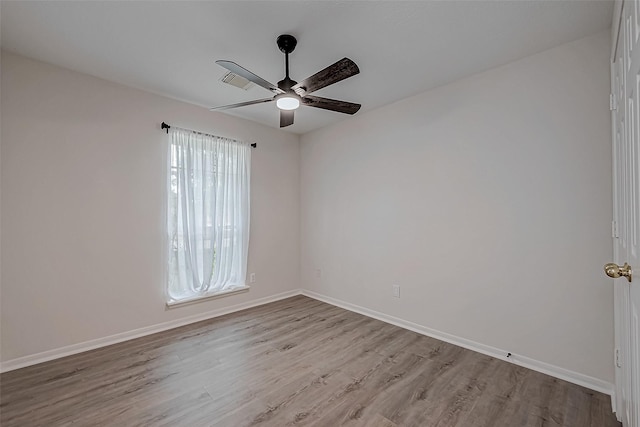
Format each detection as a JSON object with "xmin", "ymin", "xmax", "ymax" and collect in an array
[{"xmin": 161, "ymin": 122, "xmax": 170, "ymax": 134}]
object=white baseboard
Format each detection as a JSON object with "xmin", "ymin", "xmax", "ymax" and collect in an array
[
  {"xmin": 0, "ymin": 287, "xmax": 616, "ymax": 401},
  {"xmin": 0, "ymin": 289, "xmax": 302, "ymax": 373},
  {"xmin": 612, "ymin": 392, "xmax": 619, "ymax": 421},
  {"xmin": 300, "ymin": 290, "xmax": 615, "ymax": 397}
]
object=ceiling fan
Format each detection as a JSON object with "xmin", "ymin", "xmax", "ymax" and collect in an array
[{"xmin": 211, "ymin": 34, "xmax": 361, "ymax": 128}]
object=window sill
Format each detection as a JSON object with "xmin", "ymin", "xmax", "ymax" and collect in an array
[{"xmin": 166, "ymin": 285, "xmax": 250, "ymax": 309}]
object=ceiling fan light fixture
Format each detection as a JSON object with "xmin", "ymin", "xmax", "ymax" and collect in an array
[{"xmin": 276, "ymin": 94, "xmax": 300, "ymax": 110}]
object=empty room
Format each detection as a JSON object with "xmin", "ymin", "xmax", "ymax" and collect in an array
[{"xmin": 1, "ymin": 0, "xmax": 638, "ymax": 426}]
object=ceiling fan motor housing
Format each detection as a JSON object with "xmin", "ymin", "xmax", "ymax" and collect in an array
[{"xmin": 278, "ymin": 76, "xmax": 297, "ymax": 92}]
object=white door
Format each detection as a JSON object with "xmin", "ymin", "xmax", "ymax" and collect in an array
[{"xmin": 611, "ymin": 3, "xmax": 640, "ymax": 426}]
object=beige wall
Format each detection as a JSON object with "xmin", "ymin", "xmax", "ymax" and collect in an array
[
  {"xmin": 0, "ymin": 52, "xmax": 300, "ymax": 362},
  {"xmin": 300, "ymin": 31, "xmax": 614, "ymax": 382}
]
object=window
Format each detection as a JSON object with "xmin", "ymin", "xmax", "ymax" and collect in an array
[{"xmin": 167, "ymin": 127, "xmax": 251, "ymax": 305}]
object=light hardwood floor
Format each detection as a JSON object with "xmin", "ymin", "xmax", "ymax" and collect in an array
[{"xmin": 0, "ymin": 295, "xmax": 621, "ymax": 426}]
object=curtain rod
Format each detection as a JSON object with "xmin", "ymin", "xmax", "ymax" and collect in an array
[{"xmin": 161, "ymin": 122, "xmax": 257, "ymax": 148}]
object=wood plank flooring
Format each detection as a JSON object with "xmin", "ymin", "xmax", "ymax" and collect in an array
[{"xmin": 0, "ymin": 295, "xmax": 621, "ymax": 426}]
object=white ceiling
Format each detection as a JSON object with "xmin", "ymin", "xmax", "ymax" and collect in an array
[{"xmin": 1, "ymin": 1, "xmax": 613, "ymax": 134}]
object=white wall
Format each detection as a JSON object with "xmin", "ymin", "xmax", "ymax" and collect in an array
[
  {"xmin": 0, "ymin": 52, "xmax": 300, "ymax": 363},
  {"xmin": 2, "ymin": 29, "xmax": 616, "ymax": 387},
  {"xmin": 300, "ymin": 31, "xmax": 614, "ymax": 383}
]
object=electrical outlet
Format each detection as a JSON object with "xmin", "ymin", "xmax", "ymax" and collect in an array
[
  {"xmin": 392, "ymin": 285, "xmax": 400, "ymax": 298},
  {"xmin": 249, "ymin": 273, "xmax": 256, "ymax": 283},
  {"xmin": 315, "ymin": 269, "xmax": 322, "ymax": 278}
]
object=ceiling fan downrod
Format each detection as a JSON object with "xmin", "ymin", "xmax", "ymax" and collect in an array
[{"xmin": 277, "ymin": 34, "xmax": 298, "ymax": 91}]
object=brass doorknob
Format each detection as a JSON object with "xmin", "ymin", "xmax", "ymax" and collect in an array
[{"xmin": 604, "ymin": 262, "xmax": 632, "ymax": 282}]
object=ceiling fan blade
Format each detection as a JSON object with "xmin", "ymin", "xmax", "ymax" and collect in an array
[
  {"xmin": 292, "ymin": 58, "xmax": 360, "ymax": 96},
  {"xmin": 210, "ymin": 97, "xmax": 274, "ymax": 111},
  {"xmin": 280, "ymin": 110, "xmax": 294, "ymax": 128},
  {"xmin": 302, "ymin": 95, "xmax": 361, "ymax": 115},
  {"xmin": 216, "ymin": 60, "xmax": 284, "ymax": 94}
]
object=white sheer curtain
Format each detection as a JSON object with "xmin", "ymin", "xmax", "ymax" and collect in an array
[{"xmin": 167, "ymin": 127, "xmax": 251, "ymax": 303}]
